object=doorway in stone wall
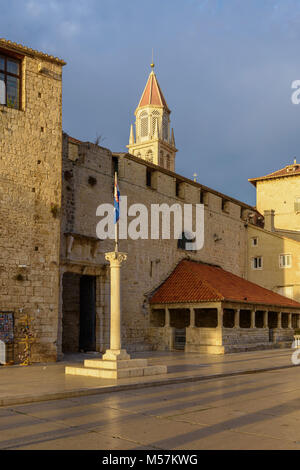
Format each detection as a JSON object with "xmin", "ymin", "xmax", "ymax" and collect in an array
[
  {"xmin": 62, "ymin": 273, "xmax": 96, "ymax": 353},
  {"xmin": 169, "ymin": 308, "xmax": 190, "ymax": 351}
]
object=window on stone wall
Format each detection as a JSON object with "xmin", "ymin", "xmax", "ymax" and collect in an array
[
  {"xmin": 251, "ymin": 237, "xmax": 258, "ymax": 247},
  {"xmin": 240, "ymin": 310, "xmax": 251, "ymax": 328},
  {"xmin": 268, "ymin": 311, "xmax": 278, "ymax": 329},
  {"xmin": 292, "ymin": 314, "xmax": 299, "ymax": 329},
  {"xmin": 255, "ymin": 311, "xmax": 264, "ymax": 328},
  {"xmin": 159, "ymin": 151, "xmax": 164, "ymax": 166},
  {"xmin": 282, "ymin": 314, "xmax": 289, "ymax": 329},
  {"xmin": 166, "ymin": 154, "xmax": 171, "ymax": 170},
  {"xmin": 169, "ymin": 309, "xmax": 190, "ymax": 328},
  {"xmin": 252, "ymin": 256, "xmax": 263, "ymax": 270},
  {"xmin": 195, "ymin": 309, "xmax": 218, "ymax": 328},
  {"xmin": 279, "ymin": 254, "xmax": 292, "ymax": 268},
  {"xmin": 223, "ymin": 309, "xmax": 235, "ymax": 328},
  {"xmin": 0, "ymin": 52, "xmax": 21, "ymax": 109},
  {"xmin": 177, "ymin": 231, "xmax": 196, "ymax": 251},
  {"xmin": 146, "ymin": 167, "xmax": 156, "ymax": 189}
]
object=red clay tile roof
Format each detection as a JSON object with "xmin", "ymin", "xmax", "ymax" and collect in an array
[
  {"xmin": 150, "ymin": 260, "xmax": 300, "ymax": 308},
  {"xmin": 249, "ymin": 162, "xmax": 300, "ymax": 186},
  {"xmin": 137, "ymin": 71, "xmax": 170, "ymax": 112},
  {"xmin": 68, "ymin": 135, "xmax": 83, "ymax": 145}
]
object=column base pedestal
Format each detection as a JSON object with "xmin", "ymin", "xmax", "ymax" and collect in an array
[
  {"xmin": 102, "ymin": 349, "xmax": 131, "ymax": 361},
  {"xmin": 65, "ymin": 350, "xmax": 167, "ymax": 379}
]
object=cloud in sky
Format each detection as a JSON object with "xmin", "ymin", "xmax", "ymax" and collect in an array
[{"xmin": 2, "ymin": 0, "xmax": 300, "ymax": 205}]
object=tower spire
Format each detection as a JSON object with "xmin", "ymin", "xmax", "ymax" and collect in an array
[{"xmin": 126, "ymin": 62, "xmax": 177, "ymax": 171}]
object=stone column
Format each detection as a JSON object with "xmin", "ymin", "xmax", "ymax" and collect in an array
[
  {"xmin": 103, "ymin": 251, "xmax": 129, "ymax": 361},
  {"xmin": 263, "ymin": 311, "xmax": 268, "ymax": 328},
  {"xmin": 234, "ymin": 309, "xmax": 240, "ymax": 328},
  {"xmin": 164, "ymin": 307, "xmax": 174, "ymax": 350},
  {"xmin": 165, "ymin": 307, "xmax": 170, "ymax": 327},
  {"xmin": 288, "ymin": 313, "xmax": 292, "ymax": 329},
  {"xmin": 217, "ymin": 306, "xmax": 223, "ymax": 328},
  {"xmin": 277, "ymin": 312, "xmax": 282, "ymax": 329},
  {"xmin": 251, "ymin": 310, "xmax": 256, "ymax": 328},
  {"xmin": 190, "ymin": 307, "xmax": 195, "ymax": 327}
]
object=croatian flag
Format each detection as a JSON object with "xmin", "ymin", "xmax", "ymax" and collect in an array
[{"xmin": 114, "ymin": 172, "xmax": 120, "ymax": 224}]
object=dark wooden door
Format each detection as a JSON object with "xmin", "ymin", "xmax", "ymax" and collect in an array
[{"xmin": 79, "ymin": 276, "xmax": 96, "ymax": 351}]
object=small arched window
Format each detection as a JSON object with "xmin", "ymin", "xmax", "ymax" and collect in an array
[
  {"xmin": 159, "ymin": 151, "xmax": 164, "ymax": 166},
  {"xmin": 177, "ymin": 232, "xmax": 196, "ymax": 251},
  {"xmin": 140, "ymin": 111, "xmax": 148, "ymax": 137},
  {"xmin": 166, "ymin": 154, "xmax": 171, "ymax": 170},
  {"xmin": 163, "ymin": 113, "xmax": 169, "ymax": 141},
  {"xmin": 151, "ymin": 110, "xmax": 160, "ymax": 136}
]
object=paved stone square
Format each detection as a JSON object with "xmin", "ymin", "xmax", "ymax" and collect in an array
[
  {"xmin": 0, "ymin": 349, "xmax": 298, "ymax": 406},
  {"xmin": 1, "ymin": 364, "xmax": 300, "ymax": 449}
]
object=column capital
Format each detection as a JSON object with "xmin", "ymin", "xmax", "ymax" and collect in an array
[{"xmin": 105, "ymin": 251, "xmax": 127, "ymax": 266}]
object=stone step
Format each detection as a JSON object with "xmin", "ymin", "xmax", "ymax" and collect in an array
[
  {"xmin": 65, "ymin": 364, "xmax": 167, "ymax": 379},
  {"xmin": 83, "ymin": 358, "xmax": 148, "ymax": 370}
]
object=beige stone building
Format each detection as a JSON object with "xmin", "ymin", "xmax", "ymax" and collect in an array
[
  {"xmin": 1, "ymin": 39, "xmax": 300, "ymax": 362},
  {"xmin": 249, "ymin": 160, "xmax": 300, "ymax": 234},
  {"xmin": 247, "ymin": 162, "xmax": 300, "ymax": 307}
]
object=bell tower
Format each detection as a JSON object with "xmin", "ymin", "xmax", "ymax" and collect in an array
[{"xmin": 127, "ymin": 63, "xmax": 177, "ymax": 171}]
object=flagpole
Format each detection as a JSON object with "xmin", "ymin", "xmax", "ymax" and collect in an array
[
  {"xmin": 114, "ymin": 171, "xmax": 119, "ymax": 253},
  {"xmin": 115, "ymin": 220, "xmax": 119, "ymax": 253}
]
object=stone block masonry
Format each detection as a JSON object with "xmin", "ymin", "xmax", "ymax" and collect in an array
[
  {"xmin": 0, "ymin": 40, "xmax": 65, "ymax": 362},
  {"xmin": 60, "ymin": 134, "xmax": 256, "ymax": 356}
]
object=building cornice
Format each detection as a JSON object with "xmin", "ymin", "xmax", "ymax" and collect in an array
[{"xmin": 0, "ymin": 38, "xmax": 66, "ymax": 66}]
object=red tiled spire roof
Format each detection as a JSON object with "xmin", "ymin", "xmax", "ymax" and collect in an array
[
  {"xmin": 249, "ymin": 160, "xmax": 300, "ymax": 186},
  {"xmin": 137, "ymin": 71, "xmax": 170, "ymax": 112},
  {"xmin": 150, "ymin": 260, "xmax": 300, "ymax": 308}
]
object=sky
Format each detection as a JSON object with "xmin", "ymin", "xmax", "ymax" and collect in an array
[{"xmin": 2, "ymin": 0, "xmax": 300, "ymax": 205}]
